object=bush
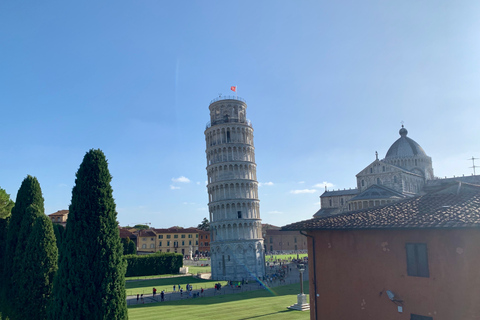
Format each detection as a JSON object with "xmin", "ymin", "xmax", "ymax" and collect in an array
[{"xmin": 125, "ymin": 253, "xmax": 182, "ymax": 277}]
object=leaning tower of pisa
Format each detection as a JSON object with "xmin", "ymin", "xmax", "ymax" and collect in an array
[{"xmin": 204, "ymin": 96, "xmax": 265, "ymax": 281}]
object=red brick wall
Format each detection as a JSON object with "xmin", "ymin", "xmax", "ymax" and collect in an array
[{"xmin": 307, "ymin": 228, "xmax": 480, "ymax": 320}]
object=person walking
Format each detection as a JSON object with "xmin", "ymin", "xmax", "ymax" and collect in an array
[
  {"xmin": 173, "ymin": 285, "xmax": 176, "ymax": 292},
  {"xmin": 136, "ymin": 294, "xmax": 139, "ymax": 303},
  {"xmin": 161, "ymin": 290, "xmax": 165, "ymax": 302}
]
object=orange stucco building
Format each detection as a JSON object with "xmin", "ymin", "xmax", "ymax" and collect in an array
[{"xmin": 283, "ymin": 182, "xmax": 480, "ymax": 320}]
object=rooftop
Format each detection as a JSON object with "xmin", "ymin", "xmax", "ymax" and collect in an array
[
  {"xmin": 283, "ymin": 182, "xmax": 480, "ymax": 231},
  {"xmin": 48, "ymin": 210, "xmax": 68, "ymax": 217},
  {"xmin": 321, "ymin": 189, "xmax": 358, "ymax": 197}
]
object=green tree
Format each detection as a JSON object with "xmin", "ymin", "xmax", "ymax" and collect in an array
[
  {"xmin": 197, "ymin": 217, "xmax": 210, "ymax": 231},
  {"xmin": 2, "ymin": 176, "xmax": 44, "ymax": 320},
  {"xmin": 17, "ymin": 209, "xmax": 58, "ymax": 320},
  {"xmin": 0, "ymin": 187, "xmax": 12, "ymax": 320},
  {"xmin": 52, "ymin": 223, "xmax": 65, "ymax": 252},
  {"xmin": 127, "ymin": 240, "xmax": 137, "ymax": 255},
  {"xmin": 0, "ymin": 187, "xmax": 14, "ymax": 219},
  {"xmin": 133, "ymin": 224, "xmax": 149, "ymax": 230},
  {"xmin": 121, "ymin": 237, "xmax": 131, "ymax": 255},
  {"xmin": 50, "ymin": 149, "xmax": 127, "ymax": 320}
]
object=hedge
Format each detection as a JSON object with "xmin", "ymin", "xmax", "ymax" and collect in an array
[{"xmin": 125, "ymin": 253, "xmax": 183, "ymax": 277}]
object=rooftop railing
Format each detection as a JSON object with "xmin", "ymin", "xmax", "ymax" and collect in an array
[{"xmin": 209, "ymin": 96, "xmax": 246, "ymax": 104}]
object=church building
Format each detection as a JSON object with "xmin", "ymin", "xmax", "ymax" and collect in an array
[{"xmin": 315, "ymin": 125, "xmax": 479, "ymax": 217}]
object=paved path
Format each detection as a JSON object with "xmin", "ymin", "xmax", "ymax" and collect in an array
[{"xmin": 127, "ymin": 262, "xmax": 309, "ymax": 306}]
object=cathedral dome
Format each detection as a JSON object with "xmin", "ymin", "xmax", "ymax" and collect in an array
[{"xmin": 385, "ymin": 126, "xmax": 428, "ymax": 158}]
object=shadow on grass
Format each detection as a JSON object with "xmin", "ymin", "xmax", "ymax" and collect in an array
[
  {"xmin": 128, "ymin": 282, "xmax": 309, "ymax": 308},
  {"xmin": 238, "ymin": 309, "xmax": 295, "ymax": 320}
]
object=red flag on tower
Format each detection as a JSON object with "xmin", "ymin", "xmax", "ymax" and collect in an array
[{"xmin": 231, "ymin": 86, "xmax": 237, "ymax": 92}]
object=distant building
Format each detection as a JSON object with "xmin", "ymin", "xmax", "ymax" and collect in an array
[
  {"xmin": 135, "ymin": 227, "xmax": 205, "ymax": 256},
  {"xmin": 283, "ymin": 182, "xmax": 480, "ymax": 320},
  {"xmin": 154, "ymin": 227, "xmax": 199, "ymax": 256},
  {"xmin": 136, "ymin": 229, "xmax": 157, "ymax": 253},
  {"xmin": 198, "ymin": 229, "xmax": 210, "ymax": 255},
  {"xmin": 48, "ymin": 210, "xmax": 68, "ymax": 227},
  {"xmin": 316, "ymin": 126, "xmax": 480, "ymax": 217},
  {"xmin": 119, "ymin": 227, "xmax": 137, "ymax": 247},
  {"xmin": 261, "ymin": 224, "xmax": 307, "ymax": 253}
]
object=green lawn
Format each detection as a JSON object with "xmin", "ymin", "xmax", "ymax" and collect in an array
[
  {"xmin": 128, "ymin": 282, "xmax": 310, "ymax": 320},
  {"xmin": 125, "ymin": 275, "xmax": 227, "ymax": 296},
  {"xmin": 187, "ymin": 265, "xmax": 211, "ymax": 274},
  {"xmin": 125, "ymin": 274, "xmax": 182, "ymax": 281}
]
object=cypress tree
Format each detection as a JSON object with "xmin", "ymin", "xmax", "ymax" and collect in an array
[
  {"xmin": 2, "ymin": 176, "xmax": 44, "ymax": 320},
  {"xmin": 50, "ymin": 149, "xmax": 127, "ymax": 320},
  {"xmin": 0, "ymin": 215, "xmax": 10, "ymax": 320},
  {"xmin": 127, "ymin": 240, "xmax": 137, "ymax": 255},
  {"xmin": 16, "ymin": 209, "xmax": 58, "ymax": 320},
  {"xmin": 52, "ymin": 223, "xmax": 65, "ymax": 253}
]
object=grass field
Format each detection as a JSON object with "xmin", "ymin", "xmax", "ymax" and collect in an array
[
  {"xmin": 125, "ymin": 275, "xmax": 227, "ymax": 296},
  {"xmin": 187, "ymin": 266, "xmax": 211, "ymax": 274},
  {"xmin": 128, "ymin": 281, "xmax": 310, "ymax": 320}
]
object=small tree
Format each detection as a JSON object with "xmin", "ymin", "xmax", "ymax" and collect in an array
[
  {"xmin": 52, "ymin": 223, "xmax": 65, "ymax": 252},
  {"xmin": 17, "ymin": 209, "xmax": 57, "ymax": 320},
  {"xmin": 197, "ymin": 217, "xmax": 210, "ymax": 231},
  {"xmin": 127, "ymin": 240, "xmax": 137, "ymax": 255},
  {"xmin": 0, "ymin": 187, "xmax": 14, "ymax": 219},
  {"xmin": 0, "ymin": 186, "xmax": 13, "ymax": 319},
  {"xmin": 50, "ymin": 149, "xmax": 127, "ymax": 320},
  {"xmin": 121, "ymin": 237, "xmax": 131, "ymax": 255},
  {"xmin": 2, "ymin": 176, "xmax": 44, "ymax": 320}
]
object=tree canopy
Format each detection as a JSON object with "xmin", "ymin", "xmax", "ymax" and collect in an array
[
  {"xmin": 197, "ymin": 217, "xmax": 210, "ymax": 231},
  {"xmin": 2, "ymin": 176, "xmax": 45, "ymax": 320},
  {"xmin": 0, "ymin": 187, "xmax": 14, "ymax": 219},
  {"xmin": 133, "ymin": 224, "xmax": 149, "ymax": 230},
  {"xmin": 50, "ymin": 149, "xmax": 127, "ymax": 320}
]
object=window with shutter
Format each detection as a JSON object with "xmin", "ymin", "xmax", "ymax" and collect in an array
[{"xmin": 406, "ymin": 243, "xmax": 429, "ymax": 277}]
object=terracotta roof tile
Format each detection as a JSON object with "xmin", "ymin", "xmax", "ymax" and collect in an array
[{"xmin": 282, "ymin": 182, "xmax": 480, "ymax": 231}]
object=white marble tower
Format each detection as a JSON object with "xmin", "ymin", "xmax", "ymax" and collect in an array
[{"xmin": 205, "ymin": 96, "xmax": 265, "ymax": 281}]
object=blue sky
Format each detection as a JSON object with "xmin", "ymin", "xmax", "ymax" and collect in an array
[{"xmin": 1, "ymin": 1, "xmax": 480, "ymax": 228}]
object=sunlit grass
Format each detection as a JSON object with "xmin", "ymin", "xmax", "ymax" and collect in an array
[{"xmin": 128, "ymin": 282, "xmax": 310, "ymax": 320}]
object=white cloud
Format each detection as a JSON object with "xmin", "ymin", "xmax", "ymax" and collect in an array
[
  {"xmin": 312, "ymin": 181, "xmax": 335, "ymax": 189},
  {"xmin": 298, "ymin": 181, "xmax": 305, "ymax": 184},
  {"xmin": 290, "ymin": 189, "xmax": 317, "ymax": 194},
  {"xmin": 170, "ymin": 185, "xmax": 181, "ymax": 190},
  {"xmin": 259, "ymin": 181, "xmax": 274, "ymax": 187},
  {"xmin": 268, "ymin": 210, "xmax": 283, "ymax": 214},
  {"xmin": 196, "ymin": 181, "xmax": 201, "ymax": 185},
  {"xmin": 172, "ymin": 176, "xmax": 191, "ymax": 183}
]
